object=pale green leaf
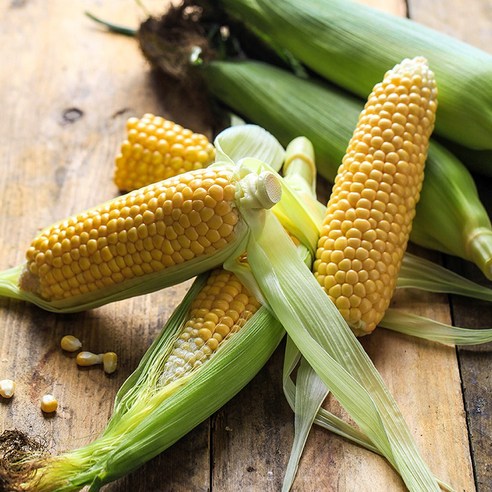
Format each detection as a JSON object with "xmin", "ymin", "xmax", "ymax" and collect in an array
[
  {"xmin": 398, "ymin": 253, "xmax": 492, "ymax": 301},
  {"xmin": 282, "ymin": 353, "xmax": 328, "ymax": 491},
  {"xmin": 214, "ymin": 124, "xmax": 285, "ymax": 171},
  {"xmin": 237, "ymin": 208, "xmax": 440, "ymax": 491},
  {"xmin": 381, "ymin": 309, "xmax": 492, "ymax": 346}
]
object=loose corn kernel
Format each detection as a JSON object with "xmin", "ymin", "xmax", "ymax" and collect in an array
[
  {"xmin": 313, "ymin": 58, "xmax": 437, "ymax": 335},
  {"xmin": 60, "ymin": 335, "xmax": 82, "ymax": 352},
  {"xmin": 20, "ymin": 168, "xmax": 240, "ymax": 302},
  {"xmin": 114, "ymin": 114, "xmax": 216, "ymax": 191},
  {"xmin": 102, "ymin": 352, "xmax": 118, "ymax": 374},
  {"xmin": 76, "ymin": 351, "xmax": 103, "ymax": 367},
  {"xmin": 40, "ymin": 394, "xmax": 58, "ymax": 413},
  {"xmin": 0, "ymin": 379, "xmax": 15, "ymax": 399},
  {"xmin": 160, "ymin": 269, "xmax": 261, "ymax": 385}
]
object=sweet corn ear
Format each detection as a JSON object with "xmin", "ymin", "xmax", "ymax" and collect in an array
[
  {"xmin": 114, "ymin": 114, "xmax": 215, "ymax": 191},
  {"xmin": 21, "ymin": 168, "xmax": 239, "ymax": 303},
  {"xmin": 313, "ymin": 57, "xmax": 437, "ymax": 335}
]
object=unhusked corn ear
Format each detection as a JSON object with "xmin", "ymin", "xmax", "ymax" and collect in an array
[
  {"xmin": 114, "ymin": 114, "xmax": 215, "ymax": 191},
  {"xmin": 21, "ymin": 168, "xmax": 239, "ymax": 302},
  {"xmin": 160, "ymin": 269, "xmax": 260, "ymax": 385},
  {"xmin": 313, "ymin": 57, "xmax": 437, "ymax": 335}
]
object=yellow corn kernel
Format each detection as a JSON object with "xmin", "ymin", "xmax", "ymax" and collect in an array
[
  {"xmin": 20, "ymin": 168, "xmax": 239, "ymax": 302},
  {"xmin": 76, "ymin": 351, "xmax": 103, "ymax": 367},
  {"xmin": 0, "ymin": 379, "xmax": 15, "ymax": 399},
  {"xmin": 313, "ymin": 57, "xmax": 437, "ymax": 335},
  {"xmin": 160, "ymin": 269, "xmax": 261, "ymax": 385},
  {"xmin": 102, "ymin": 352, "xmax": 118, "ymax": 374},
  {"xmin": 40, "ymin": 394, "xmax": 58, "ymax": 413},
  {"xmin": 114, "ymin": 114, "xmax": 216, "ymax": 191},
  {"xmin": 60, "ymin": 335, "xmax": 82, "ymax": 352}
]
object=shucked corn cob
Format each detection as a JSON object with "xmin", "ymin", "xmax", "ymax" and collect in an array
[
  {"xmin": 114, "ymin": 114, "xmax": 215, "ymax": 191},
  {"xmin": 313, "ymin": 57, "xmax": 437, "ymax": 335},
  {"xmin": 22, "ymin": 168, "xmax": 238, "ymax": 301},
  {"xmin": 0, "ymin": 165, "xmax": 281, "ymax": 312}
]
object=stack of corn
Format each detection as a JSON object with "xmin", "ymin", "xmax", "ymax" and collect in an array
[{"xmin": 2, "ymin": 52, "xmax": 492, "ymax": 492}]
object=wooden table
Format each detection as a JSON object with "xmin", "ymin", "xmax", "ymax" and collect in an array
[{"xmin": 0, "ymin": 0, "xmax": 491, "ymax": 490}]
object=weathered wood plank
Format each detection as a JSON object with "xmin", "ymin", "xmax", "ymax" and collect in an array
[
  {"xmin": 212, "ymin": 341, "xmax": 292, "ymax": 491},
  {"xmin": 406, "ymin": 2, "xmax": 492, "ymax": 489},
  {"xmin": 446, "ymin": 176, "xmax": 492, "ymax": 491}
]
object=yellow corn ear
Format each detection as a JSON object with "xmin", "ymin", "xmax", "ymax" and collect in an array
[
  {"xmin": 22, "ymin": 168, "xmax": 239, "ymax": 302},
  {"xmin": 114, "ymin": 114, "xmax": 215, "ymax": 191},
  {"xmin": 313, "ymin": 57, "xmax": 437, "ymax": 335}
]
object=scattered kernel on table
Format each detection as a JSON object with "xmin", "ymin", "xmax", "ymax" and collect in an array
[
  {"xmin": 0, "ymin": 379, "xmax": 15, "ymax": 399},
  {"xmin": 40, "ymin": 394, "xmax": 58, "ymax": 413},
  {"xmin": 76, "ymin": 351, "xmax": 103, "ymax": 367},
  {"xmin": 102, "ymin": 352, "xmax": 118, "ymax": 374},
  {"xmin": 60, "ymin": 335, "xmax": 82, "ymax": 352},
  {"xmin": 114, "ymin": 114, "xmax": 216, "ymax": 191}
]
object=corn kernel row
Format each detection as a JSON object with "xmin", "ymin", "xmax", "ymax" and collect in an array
[{"xmin": 314, "ymin": 57, "xmax": 437, "ymax": 334}]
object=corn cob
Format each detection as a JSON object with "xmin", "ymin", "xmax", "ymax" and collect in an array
[
  {"xmin": 217, "ymin": 0, "xmax": 492, "ymax": 150},
  {"xmin": 114, "ymin": 114, "xmax": 215, "ymax": 191},
  {"xmin": 313, "ymin": 57, "xmax": 437, "ymax": 335},
  {"xmin": 202, "ymin": 60, "xmax": 492, "ymax": 280},
  {"xmin": 22, "ymin": 168, "xmax": 238, "ymax": 301},
  {"xmin": 160, "ymin": 268, "xmax": 260, "ymax": 384},
  {"xmin": 0, "ymin": 118, "xmax": 446, "ymax": 490},
  {"xmin": 0, "ymin": 165, "xmax": 281, "ymax": 312}
]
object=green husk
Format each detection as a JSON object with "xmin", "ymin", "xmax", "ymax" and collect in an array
[
  {"xmin": 282, "ymin": 351, "xmax": 328, "ymax": 492},
  {"xmin": 381, "ymin": 310, "xmax": 492, "ymax": 346},
  {"xmin": 279, "ymin": 138, "xmax": 327, "ymax": 491},
  {"xmin": 217, "ymin": 0, "xmax": 492, "ymax": 150},
  {"xmin": 397, "ymin": 253, "xmax": 492, "ymax": 302},
  {"xmin": 442, "ymin": 142, "xmax": 492, "ymax": 178},
  {"xmin": 232, "ymin": 208, "xmax": 441, "ymax": 490},
  {"xmin": 9, "ymin": 274, "xmax": 284, "ymax": 491},
  {"xmin": 283, "ymin": 336, "xmax": 376, "ymax": 453},
  {"xmin": 202, "ymin": 60, "xmax": 492, "ymax": 280},
  {"xmin": 282, "ymin": 336, "xmax": 455, "ymax": 492}
]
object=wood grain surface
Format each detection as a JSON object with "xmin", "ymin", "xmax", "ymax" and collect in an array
[{"xmin": 0, "ymin": 0, "xmax": 490, "ymax": 491}]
